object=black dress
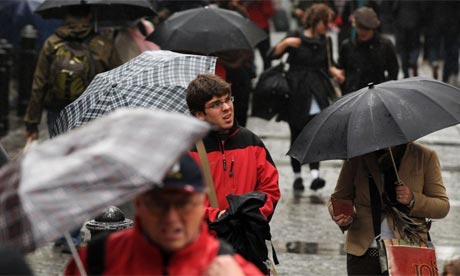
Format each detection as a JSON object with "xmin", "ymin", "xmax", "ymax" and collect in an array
[{"xmin": 273, "ymin": 30, "xmax": 334, "ymax": 130}]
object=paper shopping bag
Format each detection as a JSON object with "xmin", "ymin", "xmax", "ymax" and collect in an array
[{"xmin": 382, "ymin": 239, "xmax": 439, "ymax": 276}]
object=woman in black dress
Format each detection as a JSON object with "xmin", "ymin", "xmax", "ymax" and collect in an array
[{"xmin": 270, "ymin": 3, "xmax": 343, "ymax": 192}]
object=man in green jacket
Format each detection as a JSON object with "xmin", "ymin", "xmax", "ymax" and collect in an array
[{"xmin": 24, "ymin": 6, "xmax": 120, "ymax": 140}]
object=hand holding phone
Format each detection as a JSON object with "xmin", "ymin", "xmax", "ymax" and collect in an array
[{"xmin": 331, "ymin": 198, "xmax": 354, "ymax": 217}]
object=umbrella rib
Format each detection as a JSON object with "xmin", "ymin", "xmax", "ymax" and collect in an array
[
  {"xmin": 400, "ymin": 81, "xmax": 460, "ymax": 122},
  {"xmin": 299, "ymin": 93, "xmax": 362, "ymax": 160},
  {"xmin": 376, "ymin": 84, "xmax": 460, "ymax": 140},
  {"xmin": 345, "ymin": 92, "xmax": 370, "ymax": 158},
  {"xmin": 374, "ymin": 87, "xmax": 410, "ymax": 139}
]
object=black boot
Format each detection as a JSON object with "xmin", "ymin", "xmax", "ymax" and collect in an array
[
  {"xmin": 293, "ymin": 177, "xmax": 305, "ymax": 191},
  {"xmin": 310, "ymin": 177, "xmax": 325, "ymax": 191}
]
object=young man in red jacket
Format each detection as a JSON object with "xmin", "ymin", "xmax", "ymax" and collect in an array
[
  {"xmin": 185, "ymin": 74, "xmax": 281, "ymax": 223},
  {"xmin": 65, "ymin": 155, "xmax": 261, "ymax": 276}
]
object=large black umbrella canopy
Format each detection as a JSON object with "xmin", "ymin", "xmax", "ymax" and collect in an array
[
  {"xmin": 147, "ymin": 6, "xmax": 268, "ymax": 55},
  {"xmin": 288, "ymin": 77, "xmax": 460, "ymax": 164},
  {"xmin": 35, "ymin": 0, "xmax": 156, "ymax": 21}
]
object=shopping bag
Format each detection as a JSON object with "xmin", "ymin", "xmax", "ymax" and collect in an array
[{"xmin": 378, "ymin": 239, "xmax": 439, "ymax": 276}]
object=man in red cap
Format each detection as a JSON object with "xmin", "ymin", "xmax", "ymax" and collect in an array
[{"xmin": 65, "ymin": 154, "xmax": 262, "ymax": 276}]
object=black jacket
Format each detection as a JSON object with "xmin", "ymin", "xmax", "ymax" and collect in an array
[
  {"xmin": 338, "ymin": 33, "xmax": 399, "ymax": 94},
  {"xmin": 270, "ymin": 30, "xmax": 334, "ymax": 129}
]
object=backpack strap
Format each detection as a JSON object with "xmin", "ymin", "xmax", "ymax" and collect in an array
[
  {"xmin": 80, "ymin": 34, "xmax": 96, "ymax": 85},
  {"xmin": 86, "ymin": 234, "xmax": 109, "ymax": 276}
]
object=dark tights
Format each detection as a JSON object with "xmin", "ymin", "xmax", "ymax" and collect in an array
[{"xmin": 289, "ymin": 116, "xmax": 319, "ymax": 174}]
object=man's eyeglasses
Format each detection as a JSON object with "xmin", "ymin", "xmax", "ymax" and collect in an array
[{"xmin": 205, "ymin": 96, "xmax": 234, "ymax": 110}]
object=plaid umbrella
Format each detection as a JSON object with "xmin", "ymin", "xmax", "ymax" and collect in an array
[
  {"xmin": 0, "ymin": 108, "xmax": 210, "ymax": 252},
  {"xmin": 51, "ymin": 50, "xmax": 216, "ymax": 137}
]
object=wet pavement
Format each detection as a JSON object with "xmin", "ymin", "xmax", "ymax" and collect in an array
[{"xmin": 1, "ymin": 30, "xmax": 460, "ymax": 276}]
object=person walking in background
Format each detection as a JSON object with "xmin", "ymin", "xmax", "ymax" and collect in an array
[
  {"xmin": 270, "ymin": 3, "xmax": 341, "ymax": 193},
  {"xmin": 65, "ymin": 155, "xmax": 262, "ymax": 276},
  {"xmin": 391, "ymin": 0, "xmax": 422, "ymax": 78},
  {"xmin": 421, "ymin": 1, "xmax": 460, "ymax": 83},
  {"xmin": 291, "ymin": 0, "xmax": 337, "ymax": 29},
  {"xmin": 337, "ymin": 6, "xmax": 398, "ymax": 95},
  {"xmin": 244, "ymin": 0, "xmax": 275, "ymax": 71},
  {"xmin": 23, "ymin": 5, "xmax": 120, "ymax": 253},
  {"xmin": 24, "ymin": 6, "xmax": 120, "ymax": 141},
  {"xmin": 213, "ymin": 0, "xmax": 256, "ymax": 127},
  {"xmin": 336, "ymin": 0, "xmax": 379, "ymax": 51},
  {"xmin": 329, "ymin": 143, "xmax": 450, "ymax": 275}
]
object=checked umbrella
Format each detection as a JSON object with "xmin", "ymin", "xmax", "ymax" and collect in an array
[{"xmin": 51, "ymin": 50, "xmax": 216, "ymax": 137}]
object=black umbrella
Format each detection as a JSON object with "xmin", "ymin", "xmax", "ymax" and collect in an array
[
  {"xmin": 208, "ymin": 191, "xmax": 276, "ymax": 275},
  {"xmin": 146, "ymin": 6, "xmax": 267, "ymax": 55},
  {"xmin": 288, "ymin": 77, "xmax": 460, "ymax": 164},
  {"xmin": 35, "ymin": 0, "xmax": 156, "ymax": 21}
]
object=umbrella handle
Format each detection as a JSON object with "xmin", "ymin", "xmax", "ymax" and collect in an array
[
  {"xmin": 64, "ymin": 232, "xmax": 87, "ymax": 276},
  {"xmin": 196, "ymin": 139, "xmax": 219, "ymax": 208},
  {"xmin": 388, "ymin": 147, "xmax": 401, "ymax": 184}
]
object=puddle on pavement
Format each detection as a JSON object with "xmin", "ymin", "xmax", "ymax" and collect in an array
[
  {"xmin": 292, "ymin": 193, "xmax": 326, "ymax": 205},
  {"xmin": 285, "ymin": 241, "xmax": 345, "ymax": 255},
  {"xmin": 283, "ymin": 241, "xmax": 460, "ymax": 260}
]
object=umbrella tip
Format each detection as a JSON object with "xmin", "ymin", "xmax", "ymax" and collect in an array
[{"xmin": 368, "ymin": 82, "xmax": 374, "ymax": 89}]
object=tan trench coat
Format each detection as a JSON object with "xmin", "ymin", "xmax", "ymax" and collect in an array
[{"xmin": 328, "ymin": 142, "xmax": 450, "ymax": 256}]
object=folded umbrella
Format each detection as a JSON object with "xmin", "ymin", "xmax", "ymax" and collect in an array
[
  {"xmin": 209, "ymin": 191, "xmax": 274, "ymax": 274},
  {"xmin": 0, "ymin": 108, "xmax": 210, "ymax": 253}
]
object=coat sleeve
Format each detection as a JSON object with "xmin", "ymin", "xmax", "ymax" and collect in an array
[
  {"xmin": 24, "ymin": 38, "xmax": 53, "ymax": 126},
  {"xmin": 383, "ymin": 39, "xmax": 399, "ymax": 81},
  {"xmin": 409, "ymin": 150, "xmax": 450, "ymax": 219},
  {"xmin": 329, "ymin": 158, "xmax": 357, "ymax": 232},
  {"xmin": 204, "ymin": 201, "xmax": 221, "ymax": 223},
  {"xmin": 255, "ymin": 144, "xmax": 280, "ymax": 221},
  {"xmin": 268, "ymin": 30, "xmax": 300, "ymax": 59}
]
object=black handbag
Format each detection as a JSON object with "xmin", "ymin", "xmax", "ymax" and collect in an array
[{"xmin": 251, "ymin": 62, "xmax": 290, "ymax": 121}]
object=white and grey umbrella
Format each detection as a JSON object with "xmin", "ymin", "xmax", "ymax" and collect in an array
[{"xmin": 0, "ymin": 108, "xmax": 210, "ymax": 253}]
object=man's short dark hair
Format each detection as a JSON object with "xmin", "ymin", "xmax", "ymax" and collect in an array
[{"xmin": 185, "ymin": 74, "xmax": 231, "ymax": 115}]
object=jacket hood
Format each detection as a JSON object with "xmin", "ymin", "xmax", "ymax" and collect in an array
[{"xmin": 55, "ymin": 16, "xmax": 93, "ymax": 39}]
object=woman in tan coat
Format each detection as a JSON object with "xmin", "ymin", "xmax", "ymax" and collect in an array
[{"xmin": 329, "ymin": 142, "xmax": 450, "ymax": 275}]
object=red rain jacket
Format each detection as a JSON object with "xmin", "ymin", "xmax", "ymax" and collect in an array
[
  {"xmin": 246, "ymin": 0, "xmax": 275, "ymax": 30},
  {"xmin": 65, "ymin": 221, "xmax": 262, "ymax": 275},
  {"xmin": 190, "ymin": 124, "xmax": 280, "ymax": 222}
]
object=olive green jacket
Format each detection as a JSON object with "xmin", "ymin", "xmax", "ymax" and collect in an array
[{"xmin": 24, "ymin": 16, "xmax": 120, "ymax": 128}]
